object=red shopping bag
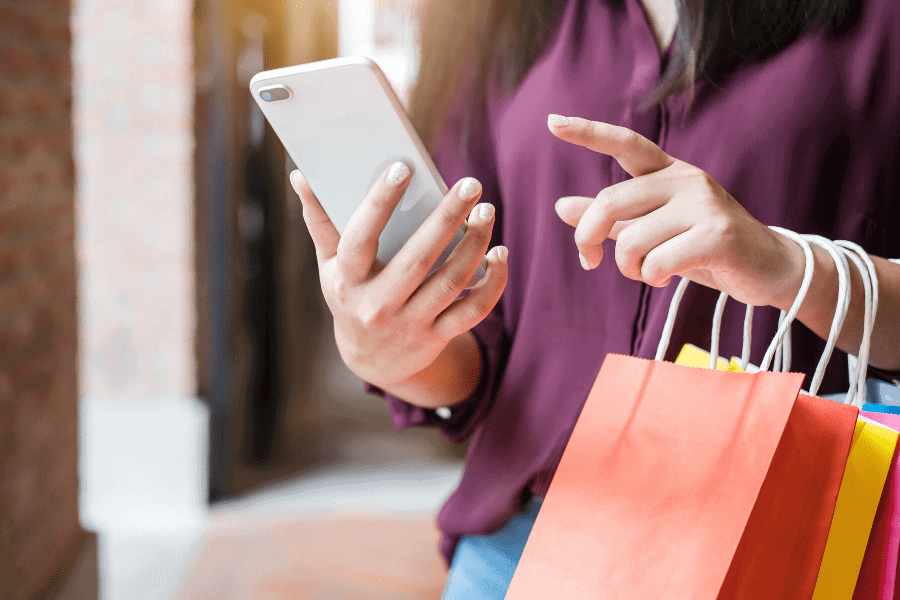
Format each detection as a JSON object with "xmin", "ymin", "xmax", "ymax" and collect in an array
[
  {"xmin": 718, "ymin": 394, "xmax": 858, "ymax": 599},
  {"xmin": 674, "ymin": 346, "xmax": 860, "ymax": 599},
  {"xmin": 854, "ymin": 412, "xmax": 900, "ymax": 600},
  {"xmin": 505, "ymin": 354, "xmax": 802, "ymax": 600}
]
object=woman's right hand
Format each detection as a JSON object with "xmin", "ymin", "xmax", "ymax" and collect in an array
[{"xmin": 289, "ymin": 162, "xmax": 508, "ymax": 397}]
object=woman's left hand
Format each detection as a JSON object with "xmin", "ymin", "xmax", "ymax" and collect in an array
[{"xmin": 548, "ymin": 114, "xmax": 804, "ymax": 311}]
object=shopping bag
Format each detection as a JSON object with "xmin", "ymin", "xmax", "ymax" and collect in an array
[
  {"xmin": 504, "ymin": 353, "xmax": 803, "ymax": 600},
  {"xmin": 851, "ymin": 412, "xmax": 900, "ymax": 600},
  {"xmin": 719, "ymin": 394, "xmax": 858, "ymax": 599},
  {"xmin": 676, "ymin": 346, "xmax": 859, "ymax": 599},
  {"xmin": 803, "ymin": 237, "xmax": 900, "ymax": 600},
  {"xmin": 677, "ymin": 346, "xmax": 897, "ymax": 599},
  {"xmin": 507, "ymin": 229, "xmax": 839, "ymax": 599},
  {"xmin": 676, "ymin": 344, "xmax": 741, "ymax": 372},
  {"xmin": 812, "ymin": 418, "xmax": 897, "ymax": 599},
  {"xmin": 673, "ymin": 230, "xmax": 874, "ymax": 599}
]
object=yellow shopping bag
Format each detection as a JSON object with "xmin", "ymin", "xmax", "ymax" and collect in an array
[{"xmin": 676, "ymin": 344, "xmax": 742, "ymax": 372}]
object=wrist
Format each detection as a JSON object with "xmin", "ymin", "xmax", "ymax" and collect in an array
[
  {"xmin": 379, "ymin": 332, "xmax": 482, "ymax": 409},
  {"xmin": 772, "ymin": 240, "xmax": 839, "ymax": 326},
  {"xmin": 768, "ymin": 233, "xmax": 819, "ymax": 313}
]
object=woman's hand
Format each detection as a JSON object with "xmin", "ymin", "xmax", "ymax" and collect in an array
[
  {"xmin": 548, "ymin": 114, "xmax": 804, "ymax": 311},
  {"xmin": 290, "ymin": 162, "xmax": 508, "ymax": 394}
]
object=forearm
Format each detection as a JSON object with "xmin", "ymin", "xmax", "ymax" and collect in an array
[
  {"xmin": 789, "ymin": 245, "xmax": 900, "ymax": 372},
  {"xmin": 378, "ymin": 331, "xmax": 483, "ymax": 409}
]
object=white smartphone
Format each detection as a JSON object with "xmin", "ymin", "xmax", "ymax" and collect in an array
[{"xmin": 249, "ymin": 56, "xmax": 484, "ymax": 285}]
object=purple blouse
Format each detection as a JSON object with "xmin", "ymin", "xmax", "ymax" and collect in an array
[{"xmin": 368, "ymin": 0, "xmax": 900, "ymax": 563}]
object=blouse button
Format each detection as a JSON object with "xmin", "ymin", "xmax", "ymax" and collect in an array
[{"xmin": 435, "ymin": 407, "xmax": 452, "ymax": 420}]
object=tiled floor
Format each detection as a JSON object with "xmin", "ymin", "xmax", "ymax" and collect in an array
[
  {"xmin": 176, "ymin": 514, "xmax": 446, "ymax": 600},
  {"xmin": 80, "ymin": 396, "xmax": 462, "ymax": 600},
  {"xmin": 173, "ymin": 463, "xmax": 463, "ymax": 599}
]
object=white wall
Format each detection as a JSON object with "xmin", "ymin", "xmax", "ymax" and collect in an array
[{"xmin": 72, "ymin": 0, "xmax": 195, "ymax": 399}]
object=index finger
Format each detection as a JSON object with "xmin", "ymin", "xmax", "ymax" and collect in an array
[
  {"xmin": 337, "ymin": 161, "xmax": 412, "ymax": 284},
  {"xmin": 547, "ymin": 115, "xmax": 675, "ymax": 177},
  {"xmin": 290, "ymin": 170, "xmax": 340, "ymax": 262}
]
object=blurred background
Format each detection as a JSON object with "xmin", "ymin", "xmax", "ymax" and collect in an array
[{"xmin": 1, "ymin": 0, "xmax": 467, "ymax": 598}]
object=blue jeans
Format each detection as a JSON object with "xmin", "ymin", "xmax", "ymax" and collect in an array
[{"xmin": 441, "ymin": 497, "xmax": 543, "ymax": 600}]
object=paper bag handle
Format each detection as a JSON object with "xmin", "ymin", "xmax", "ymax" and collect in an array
[
  {"xmin": 801, "ymin": 236, "xmax": 851, "ymax": 396},
  {"xmin": 759, "ymin": 227, "xmax": 815, "ymax": 372},
  {"xmin": 835, "ymin": 241, "xmax": 879, "ymax": 407},
  {"xmin": 655, "ymin": 226, "xmax": 814, "ymax": 369}
]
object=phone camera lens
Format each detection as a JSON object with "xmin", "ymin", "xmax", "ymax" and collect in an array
[{"xmin": 258, "ymin": 85, "xmax": 291, "ymax": 102}]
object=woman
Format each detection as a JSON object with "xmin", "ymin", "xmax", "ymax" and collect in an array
[{"xmin": 290, "ymin": 0, "xmax": 900, "ymax": 595}]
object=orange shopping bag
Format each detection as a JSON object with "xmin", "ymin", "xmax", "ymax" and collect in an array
[{"xmin": 504, "ymin": 353, "xmax": 804, "ymax": 599}]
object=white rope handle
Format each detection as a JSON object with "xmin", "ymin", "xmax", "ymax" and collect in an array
[
  {"xmin": 657, "ymin": 226, "xmax": 814, "ymax": 372},
  {"xmin": 836, "ymin": 244, "xmax": 875, "ymax": 406},
  {"xmin": 709, "ymin": 292, "xmax": 729, "ymax": 370},
  {"xmin": 781, "ymin": 312, "xmax": 793, "ymax": 372},
  {"xmin": 803, "ymin": 235, "xmax": 851, "ymax": 397},
  {"xmin": 656, "ymin": 277, "xmax": 691, "ymax": 361},
  {"xmin": 659, "ymin": 282, "xmax": 750, "ymax": 370},
  {"xmin": 654, "ymin": 229, "xmax": 884, "ymax": 399},
  {"xmin": 836, "ymin": 241, "xmax": 879, "ymax": 407},
  {"xmin": 773, "ymin": 311, "xmax": 788, "ymax": 372},
  {"xmin": 739, "ymin": 305, "xmax": 754, "ymax": 371},
  {"xmin": 841, "ymin": 248, "xmax": 872, "ymax": 406},
  {"xmin": 759, "ymin": 227, "xmax": 815, "ymax": 372}
]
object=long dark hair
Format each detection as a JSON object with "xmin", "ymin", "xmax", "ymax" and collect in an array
[{"xmin": 409, "ymin": 0, "xmax": 853, "ymax": 150}]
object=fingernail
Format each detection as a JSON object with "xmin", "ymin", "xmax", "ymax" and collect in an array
[
  {"xmin": 548, "ymin": 114, "xmax": 570, "ymax": 127},
  {"xmin": 386, "ymin": 161, "xmax": 411, "ymax": 185},
  {"xmin": 459, "ymin": 177, "xmax": 482, "ymax": 201},
  {"xmin": 478, "ymin": 203, "xmax": 495, "ymax": 221},
  {"xmin": 579, "ymin": 252, "xmax": 591, "ymax": 270},
  {"xmin": 554, "ymin": 197, "xmax": 568, "ymax": 215},
  {"xmin": 496, "ymin": 246, "xmax": 508, "ymax": 263}
]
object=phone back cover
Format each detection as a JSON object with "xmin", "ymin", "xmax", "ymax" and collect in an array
[{"xmin": 250, "ymin": 58, "xmax": 464, "ymax": 267}]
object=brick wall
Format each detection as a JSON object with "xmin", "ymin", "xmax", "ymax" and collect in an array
[{"xmin": 0, "ymin": 1, "xmax": 92, "ymax": 598}]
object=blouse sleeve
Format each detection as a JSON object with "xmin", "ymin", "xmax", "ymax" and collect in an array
[{"xmin": 363, "ymin": 84, "xmax": 509, "ymax": 444}]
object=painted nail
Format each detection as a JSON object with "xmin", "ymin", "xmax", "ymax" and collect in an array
[
  {"xmin": 479, "ymin": 203, "xmax": 495, "ymax": 221},
  {"xmin": 386, "ymin": 161, "xmax": 411, "ymax": 185},
  {"xmin": 548, "ymin": 114, "xmax": 570, "ymax": 127},
  {"xmin": 579, "ymin": 252, "xmax": 591, "ymax": 270},
  {"xmin": 496, "ymin": 246, "xmax": 508, "ymax": 263},
  {"xmin": 435, "ymin": 406, "xmax": 452, "ymax": 419},
  {"xmin": 459, "ymin": 177, "xmax": 482, "ymax": 201}
]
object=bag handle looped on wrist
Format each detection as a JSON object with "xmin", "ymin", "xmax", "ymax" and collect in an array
[{"xmin": 836, "ymin": 241, "xmax": 879, "ymax": 407}]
